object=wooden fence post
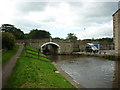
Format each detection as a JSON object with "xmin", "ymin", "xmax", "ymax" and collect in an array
[
  {"xmin": 24, "ymin": 43, "xmax": 26, "ymax": 57},
  {"xmin": 38, "ymin": 49, "xmax": 40, "ymax": 59}
]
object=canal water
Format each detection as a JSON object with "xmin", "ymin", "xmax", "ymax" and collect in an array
[{"xmin": 48, "ymin": 55, "xmax": 119, "ymax": 88}]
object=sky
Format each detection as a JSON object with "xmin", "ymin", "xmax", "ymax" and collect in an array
[{"xmin": 0, "ymin": 0, "xmax": 119, "ymax": 39}]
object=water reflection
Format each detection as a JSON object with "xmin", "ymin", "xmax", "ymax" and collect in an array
[{"xmin": 48, "ymin": 55, "xmax": 119, "ymax": 88}]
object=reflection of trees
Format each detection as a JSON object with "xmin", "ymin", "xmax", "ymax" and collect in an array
[{"xmin": 113, "ymin": 59, "xmax": 120, "ymax": 88}]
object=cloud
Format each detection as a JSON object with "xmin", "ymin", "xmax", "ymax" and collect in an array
[
  {"xmin": 16, "ymin": 2, "xmax": 48, "ymax": 15},
  {"xmin": 0, "ymin": 1, "xmax": 118, "ymax": 39},
  {"xmin": 75, "ymin": 20, "xmax": 113, "ymax": 39}
]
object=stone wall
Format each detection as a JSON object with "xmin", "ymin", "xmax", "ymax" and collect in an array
[
  {"xmin": 113, "ymin": 9, "xmax": 120, "ymax": 56},
  {"xmin": 50, "ymin": 39, "xmax": 74, "ymax": 54},
  {"xmin": 78, "ymin": 41, "xmax": 114, "ymax": 51}
]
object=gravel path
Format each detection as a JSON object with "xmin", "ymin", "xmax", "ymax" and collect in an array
[{"xmin": 2, "ymin": 44, "xmax": 24, "ymax": 88}]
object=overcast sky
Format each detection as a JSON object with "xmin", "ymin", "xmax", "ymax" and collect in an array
[{"xmin": 0, "ymin": 0, "xmax": 119, "ymax": 39}]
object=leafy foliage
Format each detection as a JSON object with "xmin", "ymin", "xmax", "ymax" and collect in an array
[
  {"xmin": 29, "ymin": 29, "xmax": 51, "ymax": 39},
  {"xmin": 13, "ymin": 28, "xmax": 24, "ymax": 40},
  {"xmin": 1, "ymin": 24, "xmax": 24, "ymax": 40},
  {"xmin": 24, "ymin": 34, "xmax": 29, "ymax": 39},
  {"xmin": 66, "ymin": 33, "xmax": 78, "ymax": 40},
  {"xmin": 54, "ymin": 37, "xmax": 61, "ymax": 39},
  {"xmin": 2, "ymin": 32, "xmax": 15, "ymax": 50},
  {"xmin": 1, "ymin": 24, "xmax": 14, "ymax": 32}
]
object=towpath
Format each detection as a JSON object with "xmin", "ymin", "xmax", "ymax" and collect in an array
[{"xmin": 1, "ymin": 44, "xmax": 24, "ymax": 88}]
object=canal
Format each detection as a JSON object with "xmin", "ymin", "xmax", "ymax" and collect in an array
[{"xmin": 48, "ymin": 55, "xmax": 119, "ymax": 88}]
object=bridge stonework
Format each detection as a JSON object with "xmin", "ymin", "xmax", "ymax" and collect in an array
[
  {"xmin": 16, "ymin": 39, "xmax": 114, "ymax": 54},
  {"xmin": 27, "ymin": 39, "xmax": 75, "ymax": 54}
]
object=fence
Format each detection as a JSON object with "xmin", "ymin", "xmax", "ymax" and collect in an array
[{"xmin": 24, "ymin": 47, "xmax": 49, "ymax": 62}]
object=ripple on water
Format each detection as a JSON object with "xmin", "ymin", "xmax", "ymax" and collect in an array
[{"xmin": 54, "ymin": 56, "xmax": 116, "ymax": 88}]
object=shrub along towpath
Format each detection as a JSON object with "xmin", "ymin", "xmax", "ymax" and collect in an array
[{"xmin": 4, "ymin": 45, "xmax": 76, "ymax": 88}]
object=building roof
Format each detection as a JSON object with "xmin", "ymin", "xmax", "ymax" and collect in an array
[{"xmin": 112, "ymin": 9, "xmax": 120, "ymax": 16}]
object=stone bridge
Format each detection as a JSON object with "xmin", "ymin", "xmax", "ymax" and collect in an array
[
  {"xmin": 25, "ymin": 39, "xmax": 78, "ymax": 54},
  {"xmin": 16, "ymin": 38, "xmax": 114, "ymax": 54}
]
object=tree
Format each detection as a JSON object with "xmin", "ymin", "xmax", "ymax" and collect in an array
[
  {"xmin": 54, "ymin": 37, "xmax": 61, "ymax": 39},
  {"xmin": 29, "ymin": 29, "xmax": 51, "ymax": 39},
  {"xmin": 13, "ymin": 28, "xmax": 24, "ymax": 40},
  {"xmin": 1, "ymin": 24, "xmax": 14, "ymax": 32},
  {"xmin": 24, "ymin": 34, "xmax": 29, "ymax": 39},
  {"xmin": 54, "ymin": 37, "xmax": 60, "ymax": 39},
  {"xmin": 66, "ymin": 33, "xmax": 78, "ymax": 40},
  {"xmin": 2, "ymin": 32, "xmax": 15, "ymax": 50},
  {"xmin": 1, "ymin": 24, "xmax": 24, "ymax": 40}
]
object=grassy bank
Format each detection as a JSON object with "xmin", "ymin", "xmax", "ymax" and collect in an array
[
  {"xmin": 2, "ymin": 45, "xmax": 19, "ymax": 65},
  {"xmin": 5, "ymin": 46, "xmax": 75, "ymax": 88}
]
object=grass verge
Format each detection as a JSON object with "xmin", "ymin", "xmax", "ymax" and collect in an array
[
  {"xmin": 5, "ymin": 46, "xmax": 75, "ymax": 88},
  {"xmin": 2, "ymin": 45, "xmax": 19, "ymax": 65}
]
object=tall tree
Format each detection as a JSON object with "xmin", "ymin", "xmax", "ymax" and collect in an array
[
  {"xmin": 1, "ymin": 24, "xmax": 24, "ymax": 40},
  {"xmin": 29, "ymin": 29, "xmax": 51, "ymax": 39},
  {"xmin": 1, "ymin": 24, "xmax": 14, "ymax": 32},
  {"xmin": 66, "ymin": 33, "xmax": 78, "ymax": 40}
]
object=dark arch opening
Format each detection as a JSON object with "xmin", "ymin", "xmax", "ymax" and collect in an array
[{"xmin": 42, "ymin": 44, "xmax": 59, "ymax": 55}]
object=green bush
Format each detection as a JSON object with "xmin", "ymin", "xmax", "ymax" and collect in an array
[{"xmin": 2, "ymin": 32, "xmax": 15, "ymax": 50}]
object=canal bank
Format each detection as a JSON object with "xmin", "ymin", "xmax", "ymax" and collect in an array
[{"xmin": 52, "ymin": 62, "xmax": 84, "ymax": 88}]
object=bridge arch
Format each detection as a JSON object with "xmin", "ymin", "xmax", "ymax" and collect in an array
[{"xmin": 41, "ymin": 42, "xmax": 60, "ymax": 54}]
